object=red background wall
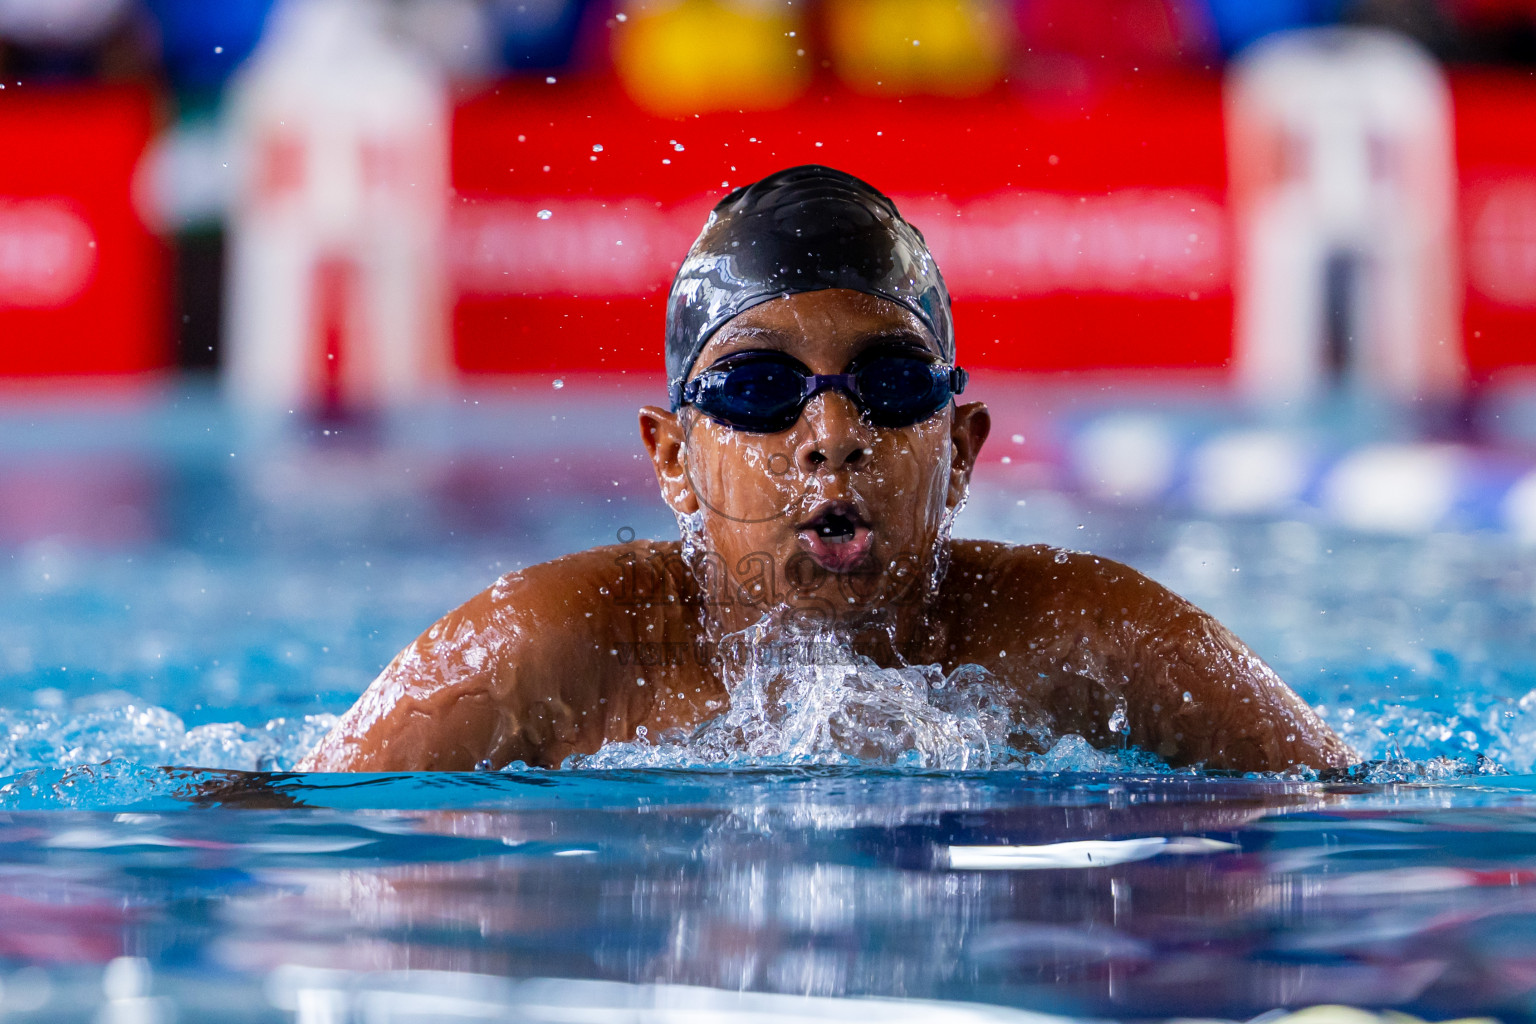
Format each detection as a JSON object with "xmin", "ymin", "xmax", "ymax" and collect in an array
[
  {"xmin": 450, "ymin": 72, "xmax": 1233, "ymax": 376},
  {"xmin": 0, "ymin": 86, "xmax": 167, "ymax": 376}
]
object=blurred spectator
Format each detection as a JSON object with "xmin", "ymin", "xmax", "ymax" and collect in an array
[
  {"xmin": 135, "ymin": 0, "xmax": 276, "ymax": 372},
  {"xmin": 826, "ymin": 0, "xmax": 1012, "ymax": 97}
]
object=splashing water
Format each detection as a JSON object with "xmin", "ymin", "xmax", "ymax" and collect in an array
[
  {"xmin": 0, "ymin": 703, "xmax": 336, "ymax": 775},
  {"xmin": 570, "ymin": 617, "xmax": 1053, "ymax": 770},
  {"xmin": 564, "ymin": 611, "xmax": 1520, "ymax": 780}
]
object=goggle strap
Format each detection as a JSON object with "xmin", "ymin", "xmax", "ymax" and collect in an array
[{"xmin": 669, "ymin": 379, "xmax": 688, "ymax": 411}]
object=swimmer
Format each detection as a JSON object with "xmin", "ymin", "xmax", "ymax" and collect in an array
[{"xmin": 299, "ymin": 165, "xmax": 1354, "ymax": 774}]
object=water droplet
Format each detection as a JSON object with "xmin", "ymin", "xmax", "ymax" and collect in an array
[
  {"xmin": 552, "ymin": 378, "xmax": 564, "ymax": 389},
  {"xmin": 536, "ymin": 209, "xmax": 552, "ymax": 220},
  {"xmin": 592, "ymin": 144, "xmax": 604, "ymax": 152},
  {"xmin": 1011, "ymin": 434, "xmax": 1025, "ymax": 444},
  {"xmin": 1108, "ymin": 706, "xmax": 1128, "ymax": 734},
  {"xmin": 1053, "ymin": 551, "xmax": 1069, "ymax": 564}
]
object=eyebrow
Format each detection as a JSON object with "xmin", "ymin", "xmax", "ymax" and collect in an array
[
  {"xmin": 711, "ymin": 326, "xmax": 796, "ymax": 351},
  {"xmin": 852, "ymin": 329, "xmax": 938, "ymax": 355}
]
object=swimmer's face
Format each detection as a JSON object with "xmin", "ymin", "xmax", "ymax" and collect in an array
[{"xmin": 640, "ymin": 288, "xmax": 990, "ymax": 629}]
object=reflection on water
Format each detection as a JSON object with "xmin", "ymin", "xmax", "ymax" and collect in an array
[{"xmin": 0, "ymin": 770, "xmax": 1530, "ymax": 1019}]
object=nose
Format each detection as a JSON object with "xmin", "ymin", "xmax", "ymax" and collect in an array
[{"xmin": 795, "ymin": 390, "xmax": 873, "ymax": 472}]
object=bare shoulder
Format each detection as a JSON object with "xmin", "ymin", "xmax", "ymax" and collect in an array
[
  {"xmin": 475, "ymin": 539, "xmax": 689, "ymax": 622},
  {"xmin": 944, "ymin": 540, "xmax": 1180, "ymax": 626},
  {"xmin": 942, "ymin": 539, "xmax": 1352, "ymax": 771},
  {"xmin": 423, "ymin": 537, "xmax": 695, "ymax": 693},
  {"xmin": 298, "ymin": 539, "xmax": 693, "ymax": 771}
]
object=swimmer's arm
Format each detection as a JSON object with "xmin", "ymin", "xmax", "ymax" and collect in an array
[
  {"xmin": 297, "ymin": 570, "xmax": 612, "ymax": 772},
  {"xmin": 1110, "ymin": 570, "xmax": 1355, "ymax": 772},
  {"xmin": 294, "ymin": 638, "xmax": 516, "ymax": 772},
  {"xmin": 992, "ymin": 547, "xmax": 1353, "ymax": 773}
]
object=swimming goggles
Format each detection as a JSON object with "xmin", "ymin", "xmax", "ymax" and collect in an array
[{"xmin": 671, "ymin": 349, "xmax": 968, "ymax": 433}]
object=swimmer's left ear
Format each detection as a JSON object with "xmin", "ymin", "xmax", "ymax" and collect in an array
[{"xmin": 947, "ymin": 401, "xmax": 990, "ymax": 507}]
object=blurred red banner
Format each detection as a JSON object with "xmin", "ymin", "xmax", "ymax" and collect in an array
[
  {"xmin": 1454, "ymin": 73, "xmax": 1536, "ymax": 379},
  {"xmin": 449, "ymin": 73, "xmax": 1234, "ymax": 376},
  {"xmin": 0, "ymin": 86, "xmax": 168, "ymax": 376},
  {"xmin": 2, "ymin": 73, "xmax": 1533, "ymax": 383}
]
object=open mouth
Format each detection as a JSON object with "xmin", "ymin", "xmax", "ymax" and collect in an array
[{"xmin": 795, "ymin": 501, "xmax": 875, "ymax": 573}]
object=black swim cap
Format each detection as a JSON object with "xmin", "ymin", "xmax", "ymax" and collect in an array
[{"xmin": 665, "ymin": 165, "xmax": 954, "ymax": 408}]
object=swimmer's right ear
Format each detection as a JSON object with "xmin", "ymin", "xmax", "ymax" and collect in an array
[{"xmin": 639, "ymin": 406, "xmax": 699, "ymax": 516}]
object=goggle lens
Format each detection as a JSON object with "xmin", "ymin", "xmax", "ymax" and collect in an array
[
  {"xmin": 855, "ymin": 355, "xmax": 953, "ymax": 428},
  {"xmin": 691, "ymin": 359, "xmax": 807, "ymax": 433}
]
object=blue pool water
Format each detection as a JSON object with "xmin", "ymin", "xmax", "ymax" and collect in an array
[{"xmin": 4, "ymin": 376, "xmax": 1536, "ymax": 1020}]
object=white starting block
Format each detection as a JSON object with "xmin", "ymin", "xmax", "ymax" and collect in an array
[
  {"xmin": 1226, "ymin": 28, "xmax": 1463, "ymax": 404},
  {"xmin": 223, "ymin": 0, "xmax": 452, "ymax": 413}
]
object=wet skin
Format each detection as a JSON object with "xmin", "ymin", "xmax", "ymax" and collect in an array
[{"xmin": 300, "ymin": 290, "xmax": 1354, "ymax": 773}]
